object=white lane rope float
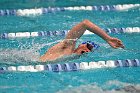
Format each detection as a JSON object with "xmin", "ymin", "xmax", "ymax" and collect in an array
[
  {"xmin": 0, "ymin": 27, "xmax": 140, "ymax": 39},
  {"xmin": 0, "ymin": 59, "xmax": 139, "ymax": 73},
  {"xmin": 0, "ymin": 4, "xmax": 139, "ymax": 16}
]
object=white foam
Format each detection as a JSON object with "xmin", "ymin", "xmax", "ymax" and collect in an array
[
  {"xmin": 0, "ymin": 48, "xmax": 40, "ymax": 63},
  {"xmin": 0, "ymin": 39, "xmax": 63, "ymax": 64},
  {"xmin": 57, "ymin": 80, "xmax": 140, "ymax": 93}
]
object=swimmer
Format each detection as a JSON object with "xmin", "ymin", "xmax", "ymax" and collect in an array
[{"xmin": 40, "ymin": 19, "xmax": 124, "ymax": 62}]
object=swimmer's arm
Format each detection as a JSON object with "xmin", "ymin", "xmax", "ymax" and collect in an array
[
  {"xmin": 66, "ymin": 19, "xmax": 111, "ymax": 41},
  {"xmin": 65, "ymin": 19, "xmax": 124, "ymax": 48}
]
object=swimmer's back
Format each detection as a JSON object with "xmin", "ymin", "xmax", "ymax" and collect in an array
[{"xmin": 40, "ymin": 39, "xmax": 76, "ymax": 62}]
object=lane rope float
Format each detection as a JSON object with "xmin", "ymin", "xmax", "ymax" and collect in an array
[
  {"xmin": 0, "ymin": 27, "xmax": 140, "ymax": 39},
  {"xmin": 0, "ymin": 4, "xmax": 139, "ymax": 16},
  {"xmin": 0, "ymin": 59, "xmax": 139, "ymax": 73}
]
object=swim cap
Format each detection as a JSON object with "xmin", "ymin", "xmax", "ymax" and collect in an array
[{"xmin": 82, "ymin": 41, "xmax": 100, "ymax": 50}]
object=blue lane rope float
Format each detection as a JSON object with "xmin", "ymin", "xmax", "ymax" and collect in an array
[
  {"xmin": 0, "ymin": 27, "xmax": 140, "ymax": 39},
  {"xmin": 0, "ymin": 59, "xmax": 139, "ymax": 73},
  {"xmin": 0, "ymin": 4, "xmax": 139, "ymax": 16}
]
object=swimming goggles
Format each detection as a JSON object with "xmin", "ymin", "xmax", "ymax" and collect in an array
[{"xmin": 82, "ymin": 41, "xmax": 100, "ymax": 51}]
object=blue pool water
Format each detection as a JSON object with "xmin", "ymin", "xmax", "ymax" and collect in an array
[
  {"xmin": 0, "ymin": 0, "xmax": 140, "ymax": 93},
  {"xmin": 0, "ymin": 0, "xmax": 139, "ymax": 9}
]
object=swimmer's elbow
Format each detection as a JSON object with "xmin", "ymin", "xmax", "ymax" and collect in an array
[{"xmin": 82, "ymin": 19, "xmax": 90, "ymax": 25}]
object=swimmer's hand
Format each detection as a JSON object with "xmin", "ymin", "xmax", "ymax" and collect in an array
[{"xmin": 107, "ymin": 37, "xmax": 124, "ymax": 48}]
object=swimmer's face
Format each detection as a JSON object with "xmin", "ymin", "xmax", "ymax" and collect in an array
[{"xmin": 74, "ymin": 43, "xmax": 93, "ymax": 55}]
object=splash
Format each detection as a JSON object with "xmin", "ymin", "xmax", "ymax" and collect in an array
[
  {"xmin": 0, "ymin": 39, "xmax": 62, "ymax": 64},
  {"xmin": 57, "ymin": 80, "xmax": 140, "ymax": 93},
  {"xmin": 0, "ymin": 48, "xmax": 40, "ymax": 64}
]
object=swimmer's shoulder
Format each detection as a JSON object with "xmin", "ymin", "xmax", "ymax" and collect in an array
[{"xmin": 62, "ymin": 39, "xmax": 77, "ymax": 45}]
